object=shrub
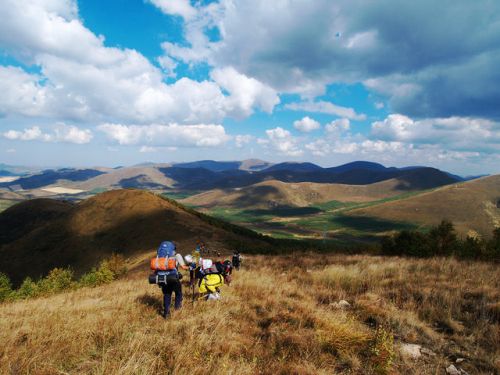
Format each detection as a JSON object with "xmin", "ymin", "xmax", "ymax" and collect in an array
[
  {"xmin": 37, "ymin": 268, "xmax": 75, "ymax": 295},
  {"xmin": 0, "ymin": 273, "xmax": 13, "ymax": 302},
  {"xmin": 103, "ymin": 253, "xmax": 127, "ymax": 277},
  {"xmin": 458, "ymin": 236, "xmax": 483, "ymax": 259},
  {"xmin": 485, "ymin": 227, "xmax": 500, "ymax": 260},
  {"xmin": 370, "ymin": 326, "xmax": 395, "ymax": 375},
  {"xmin": 15, "ymin": 277, "xmax": 40, "ymax": 299},
  {"xmin": 428, "ymin": 220, "xmax": 458, "ymax": 256},
  {"xmin": 79, "ymin": 261, "xmax": 115, "ymax": 287}
]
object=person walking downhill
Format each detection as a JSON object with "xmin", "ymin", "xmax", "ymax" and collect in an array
[
  {"xmin": 232, "ymin": 250, "xmax": 242, "ymax": 271},
  {"xmin": 150, "ymin": 241, "xmax": 188, "ymax": 318}
]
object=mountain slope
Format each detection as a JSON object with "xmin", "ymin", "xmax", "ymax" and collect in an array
[
  {"xmin": 0, "ymin": 169, "xmax": 105, "ymax": 190},
  {"xmin": 0, "ymin": 190, "xmax": 267, "ymax": 284},
  {"xmin": 346, "ymin": 174, "xmax": 500, "ymax": 237},
  {"xmin": 169, "ymin": 165, "xmax": 459, "ymax": 190},
  {"xmin": 182, "ymin": 171, "xmax": 459, "ymax": 210},
  {"xmin": 72, "ymin": 166, "xmax": 175, "ymax": 190}
]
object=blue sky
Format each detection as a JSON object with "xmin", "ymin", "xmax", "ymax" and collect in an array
[{"xmin": 0, "ymin": 0, "xmax": 499, "ymax": 175}]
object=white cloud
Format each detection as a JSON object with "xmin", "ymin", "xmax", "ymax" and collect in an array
[
  {"xmin": 371, "ymin": 114, "xmax": 500, "ymax": 152},
  {"xmin": 0, "ymin": 1, "xmax": 276, "ymax": 126},
  {"xmin": 286, "ymin": 101, "xmax": 366, "ymax": 121},
  {"xmin": 293, "ymin": 116, "xmax": 320, "ymax": 133},
  {"xmin": 211, "ymin": 66, "xmax": 279, "ymax": 118},
  {"xmin": 374, "ymin": 101, "xmax": 385, "ymax": 109},
  {"xmin": 325, "ymin": 118, "xmax": 350, "ymax": 134},
  {"xmin": 147, "ymin": 0, "xmax": 196, "ymax": 20},
  {"xmin": 3, "ymin": 124, "xmax": 92, "ymax": 144},
  {"xmin": 157, "ymin": 55, "xmax": 178, "ymax": 77},
  {"xmin": 235, "ymin": 134, "xmax": 254, "ymax": 148},
  {"xmin": 98, "ymin": 123, "xmax": 230, "ymax": 148},
  {"xmin": 261, "ymin": 127, "xmax": 303, "ymax": 156},
  {"xmin": 6, "ymin": 148, "xmax": 16, "ymax": 153},
  {"xmin": 305, "ymin": 139, "xmax": 359, "ymax": 156},
  {"xmin": 139, "ymin": 145, "xmax": 178, "ymax": 153}
]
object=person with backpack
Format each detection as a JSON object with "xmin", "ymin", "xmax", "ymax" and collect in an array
[
  {"xmin": 232, "ymin": 250, "xmax": 241, "ymax": 270},
  {"xmin": 149, "ymin": 241, "xmax": 188, "ymax": 318}
]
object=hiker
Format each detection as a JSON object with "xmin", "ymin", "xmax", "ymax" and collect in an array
[
  {"xmin": 232, "ymin": 250, "xmax": 242, "ymax": 270},
  {"xmin": 184, "ymin": 254, "xmax": 197, "ymax": 287},
  {"xmin": 197, "ymin": 258, "xmax": 225, "ymax": 300},
  {"xmin": 149, "ymin": 241, "xmax": 188, "ymax": 318}
]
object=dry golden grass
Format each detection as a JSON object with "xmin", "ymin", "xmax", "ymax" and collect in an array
[
  {"xmin": 181, "ymin": 178, "xmax": 415, "ymax": 209},
  {"xmin": 348, "ymin": 174, "xmax": 500, "ymax": 237},
  {"xmin": 0, "ymin": 255, "xmax": 499, "ymax": 374}
]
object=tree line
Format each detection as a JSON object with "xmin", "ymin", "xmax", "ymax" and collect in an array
[{"xmin": 381, "ymin": 220, "xmax": 500, "ymax": 260}]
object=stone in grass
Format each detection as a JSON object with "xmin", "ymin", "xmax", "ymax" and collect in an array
[
  {"xmin": 420, "ymin": 347, "xmax": 436, "ymax": 356},
  {"xmin": 330, "ymin": 300, "xmax": 351, "ymax": 309},
  {"xmin": 446, "ymin": 364, "xmax": 461, "ymax": 375},
  {"xmin": 399, "ymin": 343, "xmax": 422, "ymax": 360}
]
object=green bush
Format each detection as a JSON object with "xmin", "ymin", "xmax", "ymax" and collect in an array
[
  {"xmin": 370, "ymin": 326, "xmax": 395, "ymax": 375},
  {"xmin": 103, "ymin": 253, "xmax": 128, "ymax": 277},
  {"xmin": 14, "ymin": 277, "xmax": 40, "ymax": 299},
  {"xmin": 380, "ymin": 222, "xmax": 500, "ymax": 260},
  {"xmin": 458, "ymin": 236, "xmax": 483, "ymax": 258},
  {"xmin": 37, "ymin": 268, "xmax": 75, "ymax": 295},
  {"xmin": 79, "ymin": 261, "xmax": 115, "ymax": 287},
  {"xmin": 0, "ymin": 273, "xmax": 13, "ymax": 302},
  {"xmin": 1, "ymin": 255, "xmax": 129, "ymax": 304}
]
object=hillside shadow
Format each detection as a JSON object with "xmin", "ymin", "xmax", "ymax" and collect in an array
[
  {"xmin": 246, "ymin": 206, "xmax": 322, "ymax": 217},
  {"xmin": 233, "ymin": 185, "xmax": 280, "ymax": 207},
  {"xmin": 330, "ymin": 215, "xmax": 416, "ymax": 233},
  {"xmin": 136, "ymin": 294, "xmax": 162, "ymax": 314}
]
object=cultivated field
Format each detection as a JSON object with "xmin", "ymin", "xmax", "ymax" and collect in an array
[{"xmin": 1, "ymin": 255, "xmax": 498, "ymax": 374}]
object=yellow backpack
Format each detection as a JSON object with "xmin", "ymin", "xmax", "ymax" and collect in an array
[{"xmin": 198, "ymin": 273, "xmax": 224, "ymax": 294}]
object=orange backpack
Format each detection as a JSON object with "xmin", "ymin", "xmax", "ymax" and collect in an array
[{"xmin": 150, "ymin": 256, "xmax": 176, "ymax": 271}]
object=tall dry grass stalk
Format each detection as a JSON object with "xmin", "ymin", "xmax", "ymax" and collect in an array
[{"xmin": 0, "ymin": 254, "xmax": 498, "ymax": 374}]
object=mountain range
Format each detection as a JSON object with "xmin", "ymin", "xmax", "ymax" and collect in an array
[{"xmin": 0, "ymin": 160, "xmax": 466, "ymax": 192}]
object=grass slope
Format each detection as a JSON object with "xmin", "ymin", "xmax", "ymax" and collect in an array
[
  {"xmin": 348, "ymin": 174, "xmax": 500, "ymax": 237},
  {"xmin": 181, "ymin": 178, "xmax": 430, "ymax": 209},
  {"xmin": 0, "ymin": 190, "xmax": 269, "ymax": 284},
  {"xmin": 1, "ymin": 255, "xmax": 498, "ymax": 374}
]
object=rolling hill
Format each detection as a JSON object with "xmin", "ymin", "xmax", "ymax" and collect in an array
[
  {"xmin": 182, "ymin": 169, "xmax": 461, "ymax": 210},
  {"xmin": 181, "ymin": 178, "xmax": 423, "ymax": 209},
  {"xmin": 0, "ymin": 189, "xmax": 267, "ymax": 284},
  {"xmin": 71, "ymin": 165, "xmax": 175, "ymax": 190},
  {"xmin": 346, "ymin": 174, "xmax": 500, "ymax": 237}
]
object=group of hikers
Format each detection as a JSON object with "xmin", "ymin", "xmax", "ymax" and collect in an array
[{"xmin": 148, "ymin": 240, "xmax": 242, "ymax": 318}]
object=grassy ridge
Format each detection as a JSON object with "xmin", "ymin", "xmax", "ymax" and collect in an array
[
  {"xmin": 0, "ymin": 255, "xmax": 498, "ymax": 374},
  {"xmin": 0, "ymin": 199, "xmax": 16, "ymax": 213}
]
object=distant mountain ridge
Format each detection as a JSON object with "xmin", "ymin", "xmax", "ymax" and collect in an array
[{"xmin": 0, "ymin": 160, "xmax": 466, "ymax": 192}]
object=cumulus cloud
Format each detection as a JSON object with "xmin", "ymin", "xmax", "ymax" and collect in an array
[
  {"xmin": 293, "ymin": 117, "xmax": 320, "ymax": 133},
  {"xmin": 211, "ymin": 66, "xmax": 280, "ymax": 118},
  {"xmin": 3, "ymin": 124, "xmax": 92, "ymax": 144},
  {"xmin": 258, "ymin": 127, "xmax": 303, "ymax": 156},
  {"xmin": 0, "ymin": 0, "xmax": 276, "ymax": 126},
  {"xmin": 286, "ymin": 101, "xmax": 366, "ymax": 120},
  {"xmin": 98, "ymin": 123, "xmax": 230, "ymax": 148},
  {"xmin": 153, "ymin": 0, "xmax": 500, "ymax": 118},
  {"xmin": 325, "ymin": 118, "xmax": 350, "ymax": 135},
  {"xmin": 371, "ymin": 114, "xmax": 500, "ymax": 152},
  {"xmin": 234, "ymin": 134, "xmax": 254, "ymax": 148},
  {"xmin": 147, "ymin": 0, "xmax": 196, "ymax": 20}
]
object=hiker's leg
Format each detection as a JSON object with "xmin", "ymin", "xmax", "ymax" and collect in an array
[
  {"xmin": 161, "ymin": 284, "xmax": 173, "ymax": 317},
  {"xmin": 174, "ymin": 279, "xmax": 183, "ymax": 310}
]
